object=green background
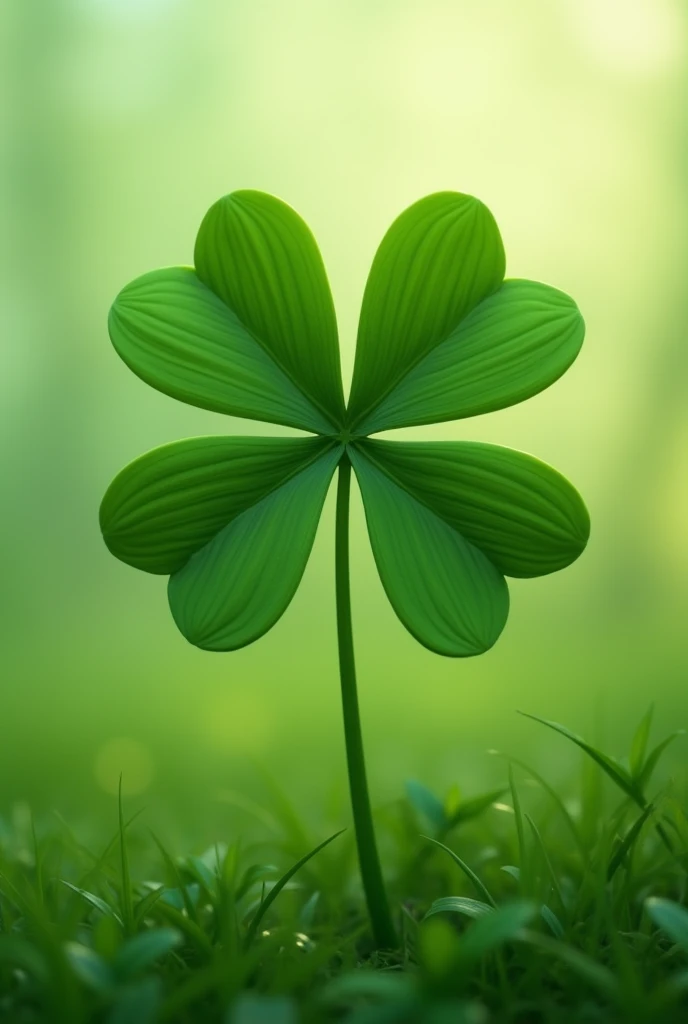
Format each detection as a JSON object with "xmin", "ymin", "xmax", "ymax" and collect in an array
[{"xmin": 2, "ymin": 0, "xmax": 686, "ymax": 840}]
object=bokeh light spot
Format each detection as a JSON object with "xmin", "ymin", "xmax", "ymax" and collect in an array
[
  {"xmin": 94, "ymin": 737, "xmax": 155, "ymax": 796},
  {"xmin": 200, "ymin": 691, "xmax": 273, "ymax": 754}
]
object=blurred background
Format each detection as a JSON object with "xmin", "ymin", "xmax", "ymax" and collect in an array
[{"xmin": 1, "ymin": 0, "xmax": 686, "ymax": 844}]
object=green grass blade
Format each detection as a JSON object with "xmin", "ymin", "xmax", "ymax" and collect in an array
[
  {"xmin": 518, "ymin": 711, "xmax": 643, "ymax": 805},
  {"xmin": 149, "ymin": 831, "xmax": 198, "ymax": 924},
  {"xmin": 519, "ymin": 930, "xmax": 619, "ymax": 999},
  {"xmin": 404, "ymin": 786, "xmax": 506, "ymax": 882},
  {"xmin": 607, "ymin": 803, "xmax": 654, "ymax": 881},
  {"xmin": 0, "ymin": 868, "xmax": 32, "ymax": 919},
  {"xmin": 509, "ymin": 766, "xmax": 527, "ymax": 892},
  {"xmin": 421, "ymin": 836, "xmax": 496, "ymax": 908},
  {"xmin": 629, "ymin": 704, "xmax": 654, "ymax": 779},
  {"xmin": 61, "ymin": 881, "xmax": 124, "ymax": 927},
  {"xmin": 30, "ymin": 813, "xmax": 44, "ymax": 911},
  {"xmin": 133, "ymin": 885, "xmax": 165, "ymax": 927},
  {"xmin": 458, "ymin": 901, "xmax": 537, "ymax": 962},
  {"xmin": 525, "ymin": 813, "xmax": 564, "ymax": 908},
  {"xmin": 78, "ymin": 809, "xmax": 147, "ymax": 890},
  {"xmin": 118, "ymin": 777, "xmax": 134, "ymax": 936},
  {"xmin": 213, "ymin": 840, "xmax": 242, "ymax": 954},
  {"xmin": 493, "ymin": 752, "xmax": 587, "ymax": 862},
  {"xmin": 180, "ymin": 854, "xmax": 217, "ymax": 904},
  {"xmin": 540, "ymin": 904, "xmax": 564, "ymax": 938},
  {"xmin": 637, "ymin": 732, "xmax": 685, "ymax": 791},
  {"xmin": 424, "ymin": 896, "xmax": 493, "ymax": 921},
  {"xmin": 216, "ymin": 789, "xmax": 281, "ymax": 835},
  {"xmin": 235, "ymin": 863, "xmax": 278, "ymax": 903},
  {"xmin": 244, "ymin": 830, "xmax": 345, "ymax": 948},
  {"xmin": 299, "ymin": 891, "xmax": 320, "ymax": 930}
]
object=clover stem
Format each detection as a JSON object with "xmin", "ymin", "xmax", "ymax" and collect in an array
[{"xmin": 335, "ymin": 454, "xmax": 397, "ymax": 949}]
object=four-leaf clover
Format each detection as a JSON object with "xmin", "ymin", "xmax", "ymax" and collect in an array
[
  {"xmin": 100, "ymin": 189, "xmax": 589, "ymax": 947},
  {"xmin": 101, "ymin": 190, "xmax": 588, "ymax": 658}
]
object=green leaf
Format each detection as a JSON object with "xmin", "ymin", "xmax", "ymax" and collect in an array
[
  {"xmin": 350, "ymin": 446, "xmax": 509, "ymax": 657},
  {"xmin": 358, "ymin": 279, "xmax": 584, "ymax": 434},
  {"xmin": 405, "ymin": 780, "xmax": 447, "ymax": 831},
  {"xmin": 159, "ymin": 885, "xmax": 199, "ymax": 911},
  {"xmin": 195, "ymin": 190, "xmax": 345, "ymax": 428},
  {"xmin": 299, "ymin": 891, "xmax": 320, "ymax": 929},
  {"xmin": 108, "ymin": 978, "xmax": 162, "ymax": 1024},
  {"xmin": 348, "ymin": 192, "xmax": 505, "ymax": 429},
  {"xmin": 444, "ymin": 788, "xmax": 506, "ymax": 832},
  {"xmin": 458, "ymin": 901, "xmax": 537, "ymax": 961},
  {"xmin": 646, "ymin": 898, "xmax": 688, "ymax": 952},
  {"xmin": 114, "ymin": 928, "xmax": 182, "ymax": 980},
  {"xmin": 109, "ymin": 268, "xmax": 334, "ymax": 434},
  {"xmin": 424, "ymin": 896, "xmax": 494, "ymax": 921},
  {"xmin": 665, "ymin": 970, "xmax": 688, "ymax": 995},
  {"xmin": 65, "ymin": 942, "xmax": 114, "ymax": 992},
  {"xmin": 320, "ymin": 972, "xmax": 415, "ymax": 1004},
  {"xmin": 101, "ymin": 437, "xmax": 335, "ymax": 575},
  {"xmin": 359, "ymin": 440, "xmax": 589, "ymax": 579},
  {"xmin": 168, "ymin": 445, "xmax": 342, "ymax": 650},
  {"xmin": 228, "ymin": 994, "xmax": 298, "ymax": 1024},
  {"xmin": 418, "ymin": 917, "xmax": 459, "ymax": 980},
  {"xmin": 0, "ymin": 935, "xmax": 49, "ymax": 983},
  {"xmin": 518, "ymin": 713, "xmax": 643, "ymax": 805}
]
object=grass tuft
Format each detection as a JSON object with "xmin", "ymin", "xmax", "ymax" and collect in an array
[{"xmin": 0, "ymin": 710, "xmax": 686, "ymax": 1022}]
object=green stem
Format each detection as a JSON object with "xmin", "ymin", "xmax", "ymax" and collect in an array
[{"xmin": 335, "ymin": 454, "xmax": 397, "ymax": 949}]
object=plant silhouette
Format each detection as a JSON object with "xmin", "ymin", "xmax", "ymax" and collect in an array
[{"xmin": 100, "ymin": 190, "xmax": 589, "ymax": 947}]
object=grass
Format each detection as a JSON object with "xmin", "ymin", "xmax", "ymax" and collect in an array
[{"xmin": 1, "ymin": 709, "xmax": 687, "ymax": 1023}]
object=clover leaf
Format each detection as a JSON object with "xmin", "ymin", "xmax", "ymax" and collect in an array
[{"xmin": 100, "ymin": 190, "xmax": 589, "ymax": 947}]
